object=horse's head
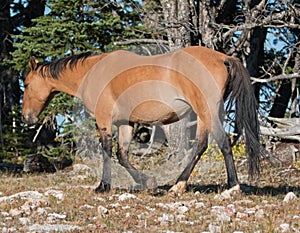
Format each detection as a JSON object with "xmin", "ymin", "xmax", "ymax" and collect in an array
[{"xmin": 22, "ymin": 57, "xmax": 55, "ymax": 124}]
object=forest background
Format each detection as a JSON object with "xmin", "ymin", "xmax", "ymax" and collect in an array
[{"xmin": 0, "ymin": 0, "xmax": 299, "ymax": 164}]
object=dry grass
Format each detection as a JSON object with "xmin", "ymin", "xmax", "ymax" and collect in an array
[{"xmin": 0, "ymin": 156, "xmax": 299, "ymax": 233}]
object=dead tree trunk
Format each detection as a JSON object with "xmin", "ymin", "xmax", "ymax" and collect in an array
[{"xmin": 160, "ymin": 0, "xmax": 195, "ymax": 154}]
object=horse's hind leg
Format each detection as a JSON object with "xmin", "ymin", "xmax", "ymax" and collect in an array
[
  {"xmin": 117, "ymin": 125, "xmax": 157, "ymax": 191},
  {"xmin": 212, "ymin": 121, "xmax": 239, "ymax": 188},
  {"xmin": 169, "ymin": 119, "xmax": 208, "ymax": 196}
]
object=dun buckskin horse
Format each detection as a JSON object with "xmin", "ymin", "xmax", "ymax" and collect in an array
[{"xmin": 22, "ymin": 46, "xmax": 264, "ymax": 195}]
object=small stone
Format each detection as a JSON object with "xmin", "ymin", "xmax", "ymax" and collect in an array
[
  {"xmin": 194, "ymin": 191, "xmax": 201, "ymax": 196},
  {"xmin": 236, "ymin": 212, "xmax": 249, "ymax": 219},
  {"xmin": 278, "ymin": 223, "xmax": 290, "ymax": 232},
  {"xmin": 97, "ymin": 205, "xmax": 109, "ymax": 216},
  {"xmin": 47, "ymin": 213, "xmax": 67, "ymax": 219},
  {"xmin": 176, "ymin": 214, "xmax": 186, "ymax": 221},
  {"xmin": 255, "ymin": 209, "xmax": 264, "ymax": 218},
  {"xmin": 216, "ymin": 214, "xmax": 231, "ymax": 222},
  {"xmin": 122, "ymin": 205, "xmax": 131, "ymax": 210},
  {"xmin": 27, "ymin": 224, "xmax": 82, "ymax": 232},
  {"xmin": 2, "ymin": 227, "xmax": 17, "ymax": 233},
  {"xmin": 195, "ymin": 202, "xmax": 205, "ymax": 209},
  {"xmin": 109, "ymin": 203, "xmax": 120, "ymax": 208},
  {"xmin": 208, "ymin": 224, "xmax": 221, "ymax": 233},
  {"xmin": 44, "ymin": 190, "xmax": 64, "ymax": 201},
  {"xmin": 34, "ymin": 207, "xmax": 47, "ymax": 217},
  {"xmin": 215, "ymin": 185, "xmax": 241, "ymax": 200},
  {"xmin": 158, "ymin": 213, "xmax": 174, "ymax": 223},
  {"xmin": 211, "ymin": 206, "xmax": 236, "ymax": 217},
  {"xmin": 19, "ymin": 217, "xmax": 31, "ymax": 225},
  {"xmin": 1, "ymin": 212, "xmax": 9, "ymax": 217},
  {"xmin": 118, "ymin": 193, "xmax": 137, "ymax": 201},
  {"xmin": 244, "ymin": 207, "xmax": 256, "ymax": 216},
  {"xmin": 283, "ymin": 192, "xmax": 298, "ymax": 203},
  {"xmin": 177, "ymin": 205, "xmax": 189, "ymax": 214},
  {"xmin": 80, "ymin": 204, "xmax": 94, "ymax": 209},
  {"xmin": 9, "ymin": 208, "xmax": 23, "ymax": 217}
]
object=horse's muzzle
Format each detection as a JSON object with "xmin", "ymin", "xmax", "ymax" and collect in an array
[{"xmin": 22, "ymin": 113, "xmax": 38, "ymax": 125}]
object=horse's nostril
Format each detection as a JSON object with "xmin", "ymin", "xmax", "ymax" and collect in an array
[{"xmin": 22, "ymin": 113, "xmax": 37, "ymax": 125}]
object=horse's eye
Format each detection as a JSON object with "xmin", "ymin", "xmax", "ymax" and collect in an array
[{"xmin": 24, "ymin": 83, "xmax": 29, "ymax": 89}]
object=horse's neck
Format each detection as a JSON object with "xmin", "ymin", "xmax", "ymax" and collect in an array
[{"xmin": 52, "ymin": 54, "xmax": 105, "ymax": 97}]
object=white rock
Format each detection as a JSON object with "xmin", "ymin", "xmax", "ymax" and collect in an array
[
  {"xmin": 211, "ymin": 206, "xmax": 236, "ymax": 217},
  {"xmin": 255, "ymin": 209, "xmax": 264, "ymax": 218},
  {"xmin": 35, "ymin": 207, "xmax": 48, "ymax": 216},
  {"xmin": 158, "ymin": 213, "xmax": 174, "ymax": 222},
  {"xmin": 214, "ymin": 185, "xmax": 241, "ymax": 200},
  {"xmin": 94, "ymin": 197, "xmax": 105, "ymax": 202},
  {"xmin": 80, "ymin": 204, "xmax": 94, "ymax": 209},
  {"xmin": 47, "ymin": 213, "xmax": 67, "ymax": 219},
  {"xmin": 122, "ymin": 205, "xmax": 130, "ymax": 210},
  {"xmin": 283, "ymin": 192, "xmax": 298, "ymax": 203},
  {"xmin": 1, "ymin": 212, "xmax": 9, "ymax": 217},
  {"xmin": 216, "ymin": 214, "xmax": 231, "ymax": 222},
  {"xmin": 97, "ymin": 205, "xmax": 109, "ymax": 215},
  {"xmin": 208, "ymin": 224, "xmax": 221, "ymax": 233},
  {"xmin": 69, "ymin": 164, "xmax": 97, "ymax": 177},
  {"xmin": 279, "ymin": 223, "xmax": 290, "ymax": 232},
  {"xmin": 44, "ymin": 190, "xmax": 64, "ymax": 201},
  {"xmin": 0, "ymin": 191, "xmax": 45, "ymax": 203},
  {"xmin": 194, "ymin": 191, "xmax": 201, "ymax": 196},
  {"xmin": 9, "ymin": 208, "xmax": 23, "ymax": 217},
  {"xmin": 109, "ymin": 203, "xmax": 120, "ymax": 208},
  {"xmin": 27, "ymin": 224, "xmax": 82, "ymax": 232},
  {"xmin": 195, "ymin": 202, "xmax": 206, "ymax": 209},
  {"xmin": 177, "ymin": 205, "xmax": 189, "ymax": 214},
  {"xmin": 19, "ymin": 217, "xmax": 31, "ymax": 225},
  {"xmin": 2, "ymin": 227, "xmax": 17, "ymax": 233},
  {"xmin": 118, "ymin": 193, "xmax": 137, "ymax": 201}
]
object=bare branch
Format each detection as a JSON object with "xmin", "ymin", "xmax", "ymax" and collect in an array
[
  {"xmin": 251, "ymin": 73, "xmax": 300, "ymax": 83},
  {"xmin": 114, "ymin": 39, "xmax": 169, "ymax": 46}
]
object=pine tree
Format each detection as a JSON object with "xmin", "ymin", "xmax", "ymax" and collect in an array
[{"xmin": 10, "ymin": 0, "xmax": 146, "ymax": 158}]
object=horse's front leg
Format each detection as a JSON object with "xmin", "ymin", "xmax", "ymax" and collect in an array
[
  {"xmin": 95, "ymin": 126, "xmax": 113, "ymax": 193},
  {"xmin": 118, "ymin": 125, "xmax": 157, "ymax": 191}
]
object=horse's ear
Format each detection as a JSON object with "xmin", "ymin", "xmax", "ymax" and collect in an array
[{"xmin": 29, "ymin": 56, "xmax": 39, "ymax": 70}]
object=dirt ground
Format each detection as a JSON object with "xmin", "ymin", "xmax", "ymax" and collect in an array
[{"xmin": 0, "ymin": 151, "xmax": 299, "ymax": 232}]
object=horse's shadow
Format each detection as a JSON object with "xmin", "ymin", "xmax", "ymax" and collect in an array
[{"xmin": 158, "ymin": 183, "xmax": 300, "ymax": 196}]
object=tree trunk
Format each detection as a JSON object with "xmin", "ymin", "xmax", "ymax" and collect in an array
[
  {"xmin": 0, "ymin": 0, "xmax": 45, "ymax": 156},
  {"xmin": 269, "ymin": 80, "xmax": 292, "ymax": 119},
  {"xmin": 159, "ymin": 0, "xmax": 194, "ymax": 154},
  {"xmin": 245, "ymin": 27, "xmax": 267, "ymax": 101}
]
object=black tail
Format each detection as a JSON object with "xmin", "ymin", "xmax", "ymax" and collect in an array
[{"xmin": 224, "ymin": 57, "xmax": 261, "ymax": 177}]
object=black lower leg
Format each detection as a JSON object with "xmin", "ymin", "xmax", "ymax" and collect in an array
[
  {"xmin": 219, "ymin": 135, "xmax": 239, "ymax": 188},
  {"xmin": 117, "ymin": 148, "xmax": 149, "ymax": 187},
  {"xmin": 95, "ymin": 134, "xmax": 112, "ymax": 193}
]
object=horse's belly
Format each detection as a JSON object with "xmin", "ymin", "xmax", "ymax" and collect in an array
[{"xmin": 114, "ymin": 99, "xmax": 192, "ymax": 125}]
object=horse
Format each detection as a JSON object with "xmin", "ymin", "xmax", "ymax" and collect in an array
[{"xmin": 22, "ymin": 46, "xmax": 264, "ymax": 196}]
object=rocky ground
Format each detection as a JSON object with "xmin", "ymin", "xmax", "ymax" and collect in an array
[{"xmin": 0, "ymin": 155, "xmax": 299, "ymax": 233}]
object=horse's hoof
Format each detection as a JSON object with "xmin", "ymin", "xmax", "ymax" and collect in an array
[
  {"xmin": 95, "ymin": 180, "xmax": 111, "ymax": 193},
  {"xmin": 168, "ymin": 181, "xmax": 187, "ymax": 197}
]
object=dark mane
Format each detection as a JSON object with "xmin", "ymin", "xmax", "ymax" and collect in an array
[{"xmin": 37, "ymin": 52, "xmax": 94, "ymax": 79}]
